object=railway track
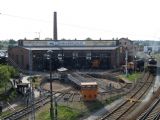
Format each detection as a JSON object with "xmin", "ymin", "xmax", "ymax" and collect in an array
[
  {"xmin": 2, "ymin": 91, "xmax": 50, "ymax": 120},
  {"xmin": 99, "ymin": 72, "xmax": 154, "ymax": 120},
  {"xmin": 2, "ymin": 88, "xmax": 81, "ymax": 120},
  {"xmin": 137, "ymin": 91, "xmax": 160, "ymax": 120}
]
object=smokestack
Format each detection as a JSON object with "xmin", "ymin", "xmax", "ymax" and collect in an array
[{"xmin": 53, "ymin": 12, "xmax": 58, "ymax": 40}]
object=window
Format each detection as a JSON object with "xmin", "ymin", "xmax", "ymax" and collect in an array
[
  {"xmin": 58, "ymin": 53, "xmax": 62, "ymax": 60},
  {"xmin": 73, "ymin": 52, "xmax": 78, "ymax": 59},
  {"xmin": 86, "ymin": 52, "xmax": 91, "ymax": 60}
]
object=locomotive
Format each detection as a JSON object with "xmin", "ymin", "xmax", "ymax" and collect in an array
[
  {"xmin": 135, "ymin": 59, "xmax": 145, "ymax": 72},
  {"xmin": 147, "ymin": 57, "xmax": 157, "ymax": 75}
]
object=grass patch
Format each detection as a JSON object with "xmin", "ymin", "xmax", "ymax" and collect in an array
[
  {"xmin": 36, "ymin": 104, "xmax": 82, "ymax": 120},
  {"xmin": 105, "ymin": 94, "xmax": 122, "ymax": 104},
  {"xmin": 0, "ymin": 105, "xmax": 24, "ymax": 119},
  {"xmin": 58, "ymin": 106, "xmax": 81, "ymax": 120},
  {"xmin": 36, "ymin": 101, "xmax": 105, "ymax": 120},
  {"xmin": 119, "ymin": 72, "xmax": 142, "ymax": 81},
  {"xmin": 0, "ymin": 109, "xmax": 13, "ymax": 119},
  {"xmin": 0, "ymin": 88, "xmax": 18, "ymax": 101}
]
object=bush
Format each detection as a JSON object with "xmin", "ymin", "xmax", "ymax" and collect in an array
[
  {"xmin": 0, "ymin": 88, "xmax": 18, "ymax": 101},
  {"xmin": 0, "ymin": 64, "xmax": 19, "ymax": 94}
]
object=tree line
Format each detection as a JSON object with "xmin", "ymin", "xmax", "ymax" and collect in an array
[
  {"xmin": 0, "ymin": 39, "xmax": 17, "ymax": 50},
  {"xmin": 0, "ymin": 64, "xmax": 19, "ymax": 94}
]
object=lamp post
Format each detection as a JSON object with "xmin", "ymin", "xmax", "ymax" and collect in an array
[
  {"xmin": 47, "ymin": 50, "xmax": 54, "ymax": 120},
  {"xmin": 125, "ymin": 47, "xmax": 128, "ymax": 76},
  {"xmin": 134, "ymin": 56, "xmax": 136, "ymax": 72}
]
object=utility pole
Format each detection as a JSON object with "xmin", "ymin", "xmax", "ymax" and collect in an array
[
  {"xmin": 29, "ymin": 48, "xmax": 35, "ymax": 120},
  {"xmin": 55, "ymin": 101, "xmax": 58, "ymax": 120},
  {"xmin": 125, "ymin": 48, "xmax": 128, "ymax": 76},
  {"xmin": 47, "ymin": 50, "xmax": 54, "ymax": 120}
]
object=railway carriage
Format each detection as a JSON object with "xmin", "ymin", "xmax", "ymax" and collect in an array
[
  {"xmin": 135, "ymin": 59, "xmax": 144, "ymax": 71},
  {"xmin": 80, "ymin": 82, "xmax": 98, "ymax": 101}
]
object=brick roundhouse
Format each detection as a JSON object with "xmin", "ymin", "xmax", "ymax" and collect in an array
[{"xmin": 8, "ymin": 40, "xmax": 124, "ymax": 71}]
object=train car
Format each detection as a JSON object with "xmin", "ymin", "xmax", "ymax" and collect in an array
[
  {"xmin": 121, "ymin": 62, "xmax": 134, "ymax": 74},
  {"xmin": 80, "ymin": 82, "xmax": 98, "ymax": 101},
  {"xmin": 135, "ymin": 59, "xmax": 144, "ymax": 72},
  {"xmin": 147, "ymin": 57, "xmax": 157, "ymax": 75},
  {"xmin": 91, "ymin": 59, "xmax": 100, "ymax": 68}
]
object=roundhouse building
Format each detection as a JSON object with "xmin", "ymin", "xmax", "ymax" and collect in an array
[{"xmin": 8, "ymin": 40, "xmax": 123, "ymax": 71}]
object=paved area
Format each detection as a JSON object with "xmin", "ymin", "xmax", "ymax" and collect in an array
[
  {"xmin": 141, "ymin": 75, "xmax": 160, "ymax": 102},
  {"xmin": 2, "ymin": 103, "xmax": 17, "ymax": 112},
  {"xmin": 2, "ymin": 89, "xmax": 39, "ymax": 113},
  {"xmin": 34, "ymin": 89, "xmax": 40, "ymax": 98},
  {"xmin": 84, "ymin": 99, "xmax": 123, "ymax": 120}
]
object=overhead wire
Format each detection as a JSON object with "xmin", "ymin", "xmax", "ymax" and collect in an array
[{"xmin": 0, "ymin": 12, "xmax": 137, "ymax": 38}]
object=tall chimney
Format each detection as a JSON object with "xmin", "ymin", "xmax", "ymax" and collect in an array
[{"xmin": 53, "ymin": 12, "xmax": 58, "ymax": 40}]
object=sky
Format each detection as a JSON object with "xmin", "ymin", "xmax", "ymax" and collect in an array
[{"xmin": 0, "ymin": 0, "xmax": 160, "ymax": 40}]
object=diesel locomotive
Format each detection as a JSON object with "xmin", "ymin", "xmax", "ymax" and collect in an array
[{"xmin": 147, "ymin": 57, "xmax": 157, "ymax": 75}]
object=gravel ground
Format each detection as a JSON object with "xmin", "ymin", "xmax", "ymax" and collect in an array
[{"xmin": 42, "ymin": 80, "xmax": 72, "ymax": 92}]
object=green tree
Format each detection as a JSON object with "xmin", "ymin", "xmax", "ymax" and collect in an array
[
  {"xmin": 8, "ymin": 66, "xmax": 19, "ymax": 78},
  {"xmin": 8, "ymin": 39, "xmax": 17, "ymax": 45},
  {"xmin": 85, "ymin": 37, "xmax": 92, "ymax": 40},
  {"xmin": 0, "ymin": 44, "xmax": 3, "ymax": 49},
  {"xmin": 0, "ymin": 66, "xmax": 10, "ymax": 92},
  {"xmin": 0, "ymin": 65, "xmax": 19, "ymax": 93}
]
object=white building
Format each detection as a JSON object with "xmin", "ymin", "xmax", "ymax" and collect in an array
[{"xmin": 144, "ymin": 46, "xmax": 160, "ymax": 53}]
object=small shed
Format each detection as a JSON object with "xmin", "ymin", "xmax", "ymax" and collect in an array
[{"xmin": 57, "ymin": 67, "xmax": 68, "ymax": 82}]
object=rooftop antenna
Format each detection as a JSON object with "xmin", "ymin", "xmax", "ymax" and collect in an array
[{"xmin": 53, "ymin": 12, "xmax": 58, "ymax": 40}]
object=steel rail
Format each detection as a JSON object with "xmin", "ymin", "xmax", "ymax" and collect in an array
[
  {"xmin": 3, "ymin": 87, "xmax": 76, "ymax": 120},
  {"xmin": 153, "ymin": 112, "xmax": 160, "ymax": 120},
  {"xmin": 138, "ymin": 97, "xmax": 160, "ymax": 120},
  {"xmin": 99, "ymin": 72, "xmax": 152, "ymax": 120},
  {"xmin": 114, "ymin": 75, "xmax": 153, "ymax": 120},
  {"xmin": 2, "ymin": 91, "xmax": 63, "ymax": 120}
]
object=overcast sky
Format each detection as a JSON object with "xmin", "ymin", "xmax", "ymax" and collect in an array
[{"xmin": 0, "ymin": 0, "xmax": 160, "ymax": 40}]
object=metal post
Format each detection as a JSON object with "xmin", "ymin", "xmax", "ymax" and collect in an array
[
  {"xmin": 61, "ymin": 48, "xmax": 64, "ymax": 67},
  {"xmin": 125, "ymin": 49, "xmax": 128, "ymax": 76},
  {"xmin": 49, "ymin": 51, "xmax": 54, "ymax": 120},
  {"xmin": 55, "ymin": 101, "xmax": 58, "ymax": 120},
  {"xmin": 29, "ymin": 48, "xmax": 35, "ymax": 120}
]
